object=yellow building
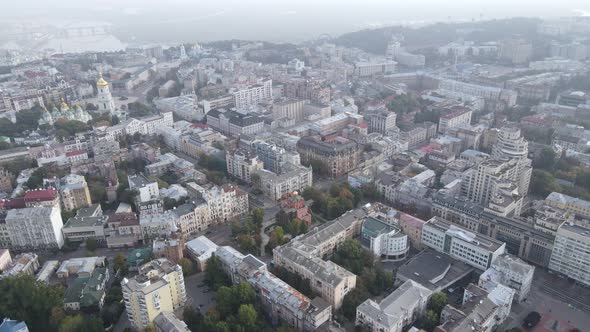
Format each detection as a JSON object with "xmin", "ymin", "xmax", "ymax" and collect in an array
[{"xmin": 122, "ymin": 258, "xmax": 186, "ymax": 331}]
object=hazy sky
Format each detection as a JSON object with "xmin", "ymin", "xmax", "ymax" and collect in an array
[{"xmin": 2, "ymin": 0, "xmax": 590, "ymax": 42}]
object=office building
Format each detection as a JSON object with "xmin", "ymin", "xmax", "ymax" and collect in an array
[
  {"xmin": 122, "ymin": 258, "xmax": 187, "ymax": 331},
  {"xmin": 5, "ymin": 206, "xmax": 64, "ymax": 250},
  {"xmin": 548, "ymin": 222, "xmax": 590, "ymax": 287},
  {"xmin": 355, "ymin": 280, "xmax": 432, "ymax": 332},
  {"xmin": 206, "ymin": 109, "xmax": 265, "ymax": 137},
  {"xmin": 421, "ymin": 217, "xmax": 505, "ymax": 270},
  {"xmin": 185, "ymin": 236, "xmax": 218, "ymax": 272},
  {"xmin": 62, "ymin": 205, "xmax": 108, "ymax": 243},
  {"xmin": 250, "ymin": 139, "xmax": 301, "ymax": 174},
  {"xmin": 360, "ymin": 217, "xmax": 409, "ymax": 261}
]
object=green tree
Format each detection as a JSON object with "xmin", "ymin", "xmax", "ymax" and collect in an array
[
  {"xmin": 530, "ymin": 170, "xmax": 560, "ymax": 197},
  {"xmin": 0, "ymin": 275, "xmax": 64, "ymax": 332},
  {"xmin": 204, "ymin": 254, "xmax": 230, "ymax": 290},
  {"xmin": 178, "ymin": 258, "xmax": 195, "ymax": 276},
  {"xmin": 113, "ymin": 253, "xmax": 128, "ymax": 275},
  {"xmin": 86, "ymin": 238, "xmax": 98, "ymax": 252},
  {"xmin": 58, "ymin": 315, "xmax": 103, "ymax": 332},
  {"xmin": 533, "ymin": 147, "xmax": 557, "ymax": 170},
  {"xmin": 418, "ymin": 309, "xmax": 440, "ymax": 331},
  {"xmin": 428, "ymin": 292, "xmax": 448, "ymax": 315},
  {"xmin": 238, "ymin": 304, "xmax": 257, "ymax": 332}
]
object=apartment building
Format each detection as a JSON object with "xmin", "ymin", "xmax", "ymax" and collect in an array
[
  {"xmin": 225, "ymin": 149, "xmax": 264, "ymax": 183},
  {"xmin": 354, "ymin": 60, "xmax": 396, "ymax": 77},
  {"xmin": 249, "ymin": 139, "xmax": 301, "ymax": 174},
  {"xmin": 356, "ymin": 280, "xmax": 432, "ymax": 332},
  {"xmin": 479, "ymin": 253, "xmax": 534, "ymax": 302},
  {"xmin": 548, "ymin": 222, "xmax": 590, "ymax": 287},
  {"xmin": 215, "ymin": 246, "xmax": 332, "ymax": 331},
  {"xmin": 0, "ymin": 253, "xmax": 39, "ymax": 279},
  {"xmin": 438, "ymin": 107, "xmax": 472, "ymax": 133},
  {"xmin": 421, "ymin": 217, "xmax": 506, "ymax": 271},
  {"xmin": 273, "ymin": 209, "xmax": 366, "ymax": 309},
  {"xmin": 59, "ymin": 174, "xmax": 92, "ymax": 211},
  {"xmin": 297, "ymin": 135, "xmax": 361, "ymax": 178},
  {"xmin": 128, "ymin": 174, "xmax": 160, "ymax": 204},
  {"xmin": 122, "ymin": 258, "xmax": 187, "ymax": 331},
  {"xmin": 256, "ymin": 164, "xmax": 313, "ymax": 201},
  {"xmin": 232, "ymin": 79, "xmax": 273, "ymax": 109},
  {"xmin": 5, "ymin": 206, "xmax": 64, "ymax": 250}
]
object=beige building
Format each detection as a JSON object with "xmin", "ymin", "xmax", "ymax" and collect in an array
[
  {"xmin": 226, "ymin": 150, "xmax": 264, "ymax": 183},
  {"xmin": 0, "ymin": 249, "xmax": 12, "ymax": 272},
  {"xmin": 273, "ymin": 99, "xmax": 305, "ymax": 122},
  {"xmin": 273, "ymin": 209, "xmax": 366, "ymax": 309},
  {"xmin": 122, "ymin": 258, "xmax": 187, "ymax": 331},
  {"xmin": 545, "ymin": 192, "xmax": 590, "ymax": 219},
  {"xmin": 59, "ymin": 175, "xmax": 92, "ymax": 211}
]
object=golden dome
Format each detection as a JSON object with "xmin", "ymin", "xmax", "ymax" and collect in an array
[
  {"xmin": 61, "ymin": 99, "xmax": 69, "ymax": 111},
  {"xmin": 97, "ymin": 72, "xmax": 109, "ymax": 87}
]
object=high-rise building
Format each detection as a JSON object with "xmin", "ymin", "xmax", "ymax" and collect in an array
[
  {"xmin": 96, "ymin": 73, "xmax": 116, "ymax": 116},
  {"xmin": 490, "ymin": 126, "xmax": 533, "ymax": 196},
  {"xmin": 5, "ymin": 206, "xmax": 64, "ymax": 250},
  {"xmin": 121, "ymin": 258, "xmax": 187, "ymax": 331},
  {"xmin": 232, "ymin": 79, "xmax": 273, "ymax": 110},
  {"xmin": 297, "ymin": 135, "xmax": 361, "ymax": 178},
  {"xmin": 548, "ymin": 222, "xmax": 590, "ymax": 287}
]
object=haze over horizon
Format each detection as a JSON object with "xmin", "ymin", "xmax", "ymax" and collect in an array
[{"xmin": 2, "ymin": 0, "xmax": 590, "ymax": 43}]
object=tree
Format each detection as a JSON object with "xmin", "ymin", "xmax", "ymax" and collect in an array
[
  {"xmin": 0, "ymin": 275, "xmax": 65, "ymax": 332},
  {"xmin": 418, "ymin": 309, "xmax": 440, "ymax": 331},
  {"xmin": 533, "ymin": 147, "xmax": 557, "ymax": 170},
  {"xmin": 178, "ymin": 258, "xmax": 194, "ymax": 276},
  {"xmin": 113, "ymin": 253, "xmax": 128, "ymax": 275},
  {"xmin": 58, "ymin": 315, "xmax": 103, "ymax": 332},
  {"xmin": 183, "ymin": 306, "xmax": 204, "ymax": 331},
  {"xmin": 428, "ymin": 292, "xmax": 448, "ymax": 315},
  {"xmin": 523, "ymin": 311, "xmax": 541, "ymax": 328},
  {"xmin": 238, "ymin": 304, "xmax": 257, "ymax": 332},
  {"xmin": 204, "ymin": 254, "xmax": 230, "ymax": 290},
  {"xmin": 251, "ymin": 208, "xmax": 265, "ymax": 225},
  {"xmin": 86, "ymin": 238, "xmax": 98, "ymax": 252},
  {"xmin": 530, "ymin": 170, "xmax": 560, "ymax": 197}
]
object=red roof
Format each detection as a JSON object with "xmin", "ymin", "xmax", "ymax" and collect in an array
[
  {"xmin": 66, "ymin": 150, "xmax": 87, "ymax": 157},
  {"xmin": 0, "ymin": 197, "xmax": 26, "ymax": 210},
  {"xmin": 24, "ymin": 189, "xmax": 57, "ymax": 202}
]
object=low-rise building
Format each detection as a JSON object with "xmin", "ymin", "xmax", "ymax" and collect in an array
[
  {"xmin": 153, "ymin": 312, "xmax": 191, "ymax": 332},
  {"xmin": 185, "ymin": 236, "xmax": 218, "ymax": 271},
  {"xmin": 479, "ymin": 254, "xmax": 534, "ymax": 302},
  {"xmin": 355, "ymin": 280, "xmax": 432, "ymax": 332},
  {"xmin": 63, "ymin": 268, "xmax": 109, "ymax": 312},
  {"xmin": 62, "ymin": 205, "xmax": 108, "ymax": 243},
  {"xmin": 59, "ymin": 174, "xmax": 92, "ymax": 211},
  {"xmin": 56, "ymin": 256, "xmax": 106, "ymax": 278},
  {"xmin": 0, "ymin": 253, "xmax": 39, "ymax": 279},
  {"xmin": 545, "ymin": 192, "xmax": 590, "ymax": 219}
]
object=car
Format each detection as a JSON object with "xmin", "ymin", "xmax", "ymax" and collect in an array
[{"xmin": 206, "ymin": 230, "xmax": 212, "ymax": 235}]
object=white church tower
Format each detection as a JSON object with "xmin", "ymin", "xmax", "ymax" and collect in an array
[{"xmin": 96, "ymin": 72, "xmax": 116, "ymax": 116}]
